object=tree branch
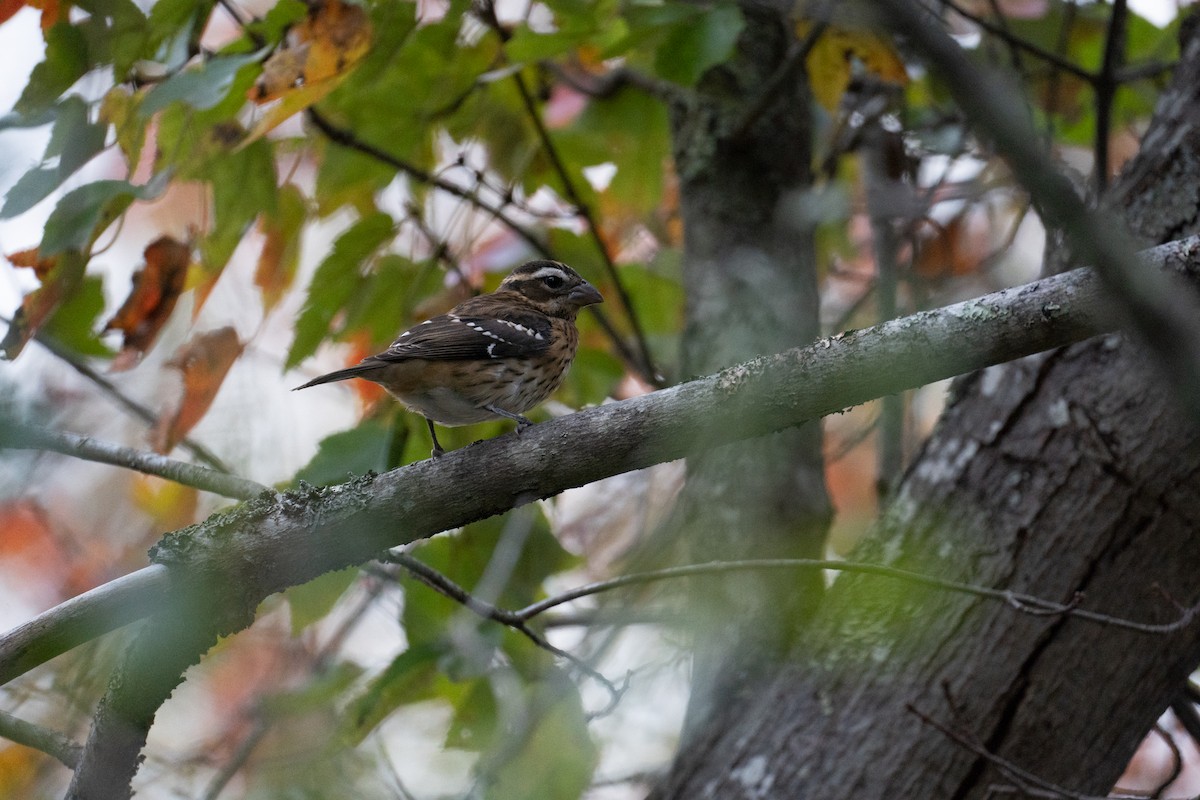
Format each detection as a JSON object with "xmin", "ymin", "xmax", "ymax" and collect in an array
[
  {"xmin": 0, "ymin": 709, "xmax": 82, "ymax": 769},
  {"xmin": 0, "ymin": 423, "xmax": 271, "ymax": 501},
  {"xmin": 876, "ymin": 0, "xmax": 1200, "ymax": 421},
  {"xmin": 6, "ymin": 234, "xmax": 1199, "ymax": 692},
  {"xmin": 27, "ymin": 330, "xmax": 233, "ymax": 473}
]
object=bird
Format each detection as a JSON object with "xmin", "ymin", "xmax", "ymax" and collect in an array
[{"xmin": 294, "ymin": 260, "xmax": 603, "ymax": 457}]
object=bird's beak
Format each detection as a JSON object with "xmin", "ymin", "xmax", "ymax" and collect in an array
[{"xmin": 569, "ymin": 280, "xmax": 603, "ymax": 307}]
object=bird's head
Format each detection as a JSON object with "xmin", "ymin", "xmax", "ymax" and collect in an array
[{"xmin": 499, "ymin": 260, "xmax": 603, "ymax": 318}]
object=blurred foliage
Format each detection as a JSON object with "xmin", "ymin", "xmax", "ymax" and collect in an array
[{"xmin": 0, "ymin": 0, "xmax": 1180, "ymax": 796}]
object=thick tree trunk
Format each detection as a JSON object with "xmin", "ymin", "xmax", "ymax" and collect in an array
[
  {"xmin": 658, "ymin": 13, "xmax": 1200, "ymax": 800},
  {"xmin": 665, "ymin": 6, "xmax": 832, "ymax": 737}
]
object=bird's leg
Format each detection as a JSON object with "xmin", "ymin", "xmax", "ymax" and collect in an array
[
  {"xmin": 426, "ymin": 417, "xmax": 446, "ymax": 458},
  {"xmin": 484, "ymin": 404, "xmax": 534, "ymax": 433}
]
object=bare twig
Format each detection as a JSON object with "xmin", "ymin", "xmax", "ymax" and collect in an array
[
  {"xmin": 877, "ymin": 0, "xmax": 1200, "ymax": 422},
  {"xmin": 1, "ymin": 423, "xmax": 270, "ymax": 501},
  {"xmin": 382, "ymin": 552, "xmax": 625, "ymax": 704},
  {"xmin": 1094, "ymin": 0, "xmax": 1129, "ymax": 191},
  {"xmin": 732, "ymin": 19, "xmax": 828, "ymax": 140},
  {"xmin": 0, "ymin": 709, "xmax": 82, "ymax": 769},
  {"xmin": 544, "ymin": 62, "xmax": 678, "ymax": 102},
  {"xmin": 513, "ymin": 558, "xmax": 1200, "ymax": 635},
  {"xmin": 937, "ymin": 0, "xmax": 1095, "ymax": 83},
  {"xmin": 27, "ymin": 329, "xmax": 234, "ymax": 473},
  {"xmin": 909, "ymin": 701, "xmax": 1103, "ymax": 800},
  {"xmin": 508, "ymin": 70, "xmax": 662, "ymax": 385},
  {"xmin": 306, "ymin": 108, "xmax": 548, "ymax": 257}
]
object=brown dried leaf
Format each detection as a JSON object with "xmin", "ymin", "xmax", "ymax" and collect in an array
[
  {"xmin": 151, "ymin": 326, "xmax": 243, "ymax": 454},
  {"xmin": 105, "ymin": 236, "xmax": 192, "ymax": 371},
  {"xmin": 1, "ymin": 248, "xmax": 84, "ymax": 359}
]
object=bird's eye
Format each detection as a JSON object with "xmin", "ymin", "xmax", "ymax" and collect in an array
[{"xmin": 541, "ymin": 275, "xmax": 565, "ymax": 289}]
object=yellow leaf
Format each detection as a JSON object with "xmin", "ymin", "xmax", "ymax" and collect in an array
[
  {"xmin": 241, "ymin": 74, "xmax": 348, "ymax": 147},
  {"xmin": 797, "ymin": 20, "xmax": 908, "ymax": 111},
  {"xmin": 246, "ymin": 0, "xmax": 372, "ymax": 136}
]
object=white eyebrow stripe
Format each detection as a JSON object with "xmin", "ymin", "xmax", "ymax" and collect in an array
[{"xmin": 527, "ymin": 266, "xmax": 569, "ymax": 281}]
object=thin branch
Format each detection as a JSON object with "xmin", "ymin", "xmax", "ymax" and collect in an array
[
  {"xmin": 1170, "ymin": 696, "xmax": 1200, "ymax": 750},
  {"xmin": 543, "ymin": 62, "xmax": 679, "ymax": 102},
  {"xmin": 937, "ymin": 0, "xmax": 1096, "ymax": 83},
  {"xmin": 877, "ymin": 0, "xmax": 1200, "ymax": 422},
  {"xmin": 1094, "ymin": 0, "xmax": 1128, "ymax": 192},
  {"xmin": 1149, "ymin": 723, "xmax": 1183, "ymax": 799},
  {"xmin": 0, "ymin": 709, "xmax": 82, "ymax": 769},
  {"xmin": 306, "ymin": 108, "xmax": 549, "ymax": 257},
  {"xmin": 0, "ymin": 423, "xmax": 270, "ymax": 501},
  {"xmin": 507, "ymin": 67, "xmax": 663, "ymax": 385},
  {"xmin": 0, "ymin": 565, "xmax": 171, "ymax": 685},
  {"xmin": 732, "ymin": 19, "xmax": 828, "ymax": 140},
  {"xmin": 512, "ymin": 558, "xmax": 1200, "ymax": 635},
  {"xmin": 909, "ymin": 701, "xmax": 1104, "ymax": 800},
  {"xmin": 382, "ymin": 552, "xmax": 625, "ymax": 704},
  {"xmin": 28, "ymin": 330, "xmax": 234, "ymax": 473},
  {"xmin": 6, "ymin": 233, "xmax": 1200, "ymax": 688}
]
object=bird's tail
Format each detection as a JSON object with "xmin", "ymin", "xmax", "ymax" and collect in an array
[{"xmin": 292, "ymin": 363, "xmax": 379, "ymax": 391}]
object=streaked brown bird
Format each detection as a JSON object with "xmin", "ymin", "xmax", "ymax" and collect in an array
[{"xmin": 294, "ymin": 260, "xmax": 603, "ymax": 457}]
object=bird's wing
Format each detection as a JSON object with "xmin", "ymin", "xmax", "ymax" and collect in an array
[{"xmin": 371, "ymin": 310, "xmax": 553, "ymax": 363}]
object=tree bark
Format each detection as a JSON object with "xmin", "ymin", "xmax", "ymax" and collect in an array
[
  {"xmin": 658, "ymin": 11, "xmax": 1200, "ymax": 800},
  {"xmin": 666, "ymin": 4, "xmax": 833, "ymax": 738}
]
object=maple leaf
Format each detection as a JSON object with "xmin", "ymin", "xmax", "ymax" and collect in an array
[
  {"xmin": 151, "ymin": 327, "xmax": 243, "ymax": 454},
  {"xmin": 244, "ymin": 0, "xmax": 373, "ymax": 144},
  {"xmin": 105, "ymin": 236, "xmax": 192, "ymax": 371}
]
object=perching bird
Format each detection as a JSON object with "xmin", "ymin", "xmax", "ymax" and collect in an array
[{"xmin": 294, "ymin": 260, "xmax": 603, "ymax": 457}]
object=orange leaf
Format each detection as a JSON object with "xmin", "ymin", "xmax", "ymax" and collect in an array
[
  {"xmin": 1, "ymin": 249, "xmax": 84, "ymax": 359},
  {"xmin": 7, "ymin": 247, "xmax": 56, "ymax": 280},
  {"xmin": 797, "ymin": 20, "xmax": 908, "ymax": 111},
  {"xmin": 913, "ymin": 215, "xmax": 988, "ymax": 280},
  {"xmin": 255, "ymin": 185, "xmax": 305, "ymax": 311},
  {"xmin": 345, "ymin": 331, "xmax": 385, "ymax": 407},
  {"xmin": 151, "ymin": 327, "xmax": 243, "ymax": 454},
  {"xmin": 105, "ymin": 236, "xmax": 192, "ymax": 371}
]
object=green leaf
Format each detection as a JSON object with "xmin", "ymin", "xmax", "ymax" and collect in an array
[
  {"xmin": 40, "ymin": 172, "xmax": 171, "ymax": 255},
  {"xmin": 140, "ymin": 51, "xmax": 266, "ymax": 115},
  {"xmin": 445, "ymin": 678, "xmax": 498, "ymax": 750},
  {"xmin": 558, "ymin": 86, "xmax": 669, "ymax": 214},
  {"xmin": 285, "ymin": 567, "xmax": 359, "ymax": 635},
  {"xmin": 41, "ymin": 275, "xmax": 112, "ymax": 357},
  {"xmin": 314, "ymin": 143, "xmax": 397, "ymax": 217},
  {"xmin": 341, "ymin": 255, "xmax": 444, "ymax": 345},
  {"xmin": 287, "ymin": 212, "xmax": 397, "ymax": 368},
  {"xmin": 293, "ymin": 419, "xmax": 397, "ymax": 486},
  {"xmin": 654, "ymin": 3, "xmax": 744, "ymax": 86},
  {"xmin": 344, "ymin": 643, "xmax": 443, "ymax": 744},
  {"xmin": 244, "ymin": 0, "xmax": 309, "ymax": 45},
  {"xmin": 2, "ymin": 96, "xmax": 108, "ymax": 218},
  {"xmin": 485, "ymin": 675, "xmax": 597, "ymax": 800},
  {"xmin": 16, "ymin": 25, "xmax": 90, "ymax": 116},
  {"xmin": 200, "ymin": 137, "xmax": 278, "ymax": 272}
]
